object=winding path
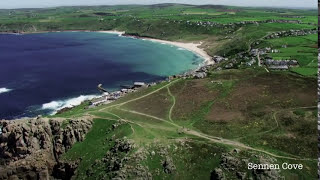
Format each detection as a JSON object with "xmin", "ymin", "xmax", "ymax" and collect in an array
[
  {"xmin": 91, "ymin": 79, "xmax": 316, "ymax": 162},
  {"xmin": 167, "ymin": 86, "xmax": 176, "ymax": 122},
  {"xmin": 117, "ymin": 106, "xmax": 315, "ymax": 161},
  {"xmin": 236, "ymin": 105, "xmax": 317, "ymax": 140},
  {"xmin": 99, "ymin": 79, "xmax": 180, "ymax": 112}
]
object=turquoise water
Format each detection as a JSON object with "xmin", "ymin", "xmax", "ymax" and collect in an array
[
  {"xmin": 0, "ymin": 32, "xmax": 203, "ymax": 119},
  {"xmin": 87, "ymin": 32, "xmax": 203, "ymax": 76}
]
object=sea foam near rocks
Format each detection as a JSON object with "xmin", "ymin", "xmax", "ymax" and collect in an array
[{"xmin": 41, "ymin": 94, "xmax": 100, "ymax": 114}]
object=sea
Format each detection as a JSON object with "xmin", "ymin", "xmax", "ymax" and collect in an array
[{"xmin": 0, "ymin": 31, "xmax": 203, "ymax": 119}]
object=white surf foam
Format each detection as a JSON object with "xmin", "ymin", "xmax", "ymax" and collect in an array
[
  {"xmin": 177, "ymin": 47, "xmax": 186, "ymax": 51},
  {"xmin": 41, "ymin": 94, "xmax": 100, "ymax": 114},
  {"xmin": 0, "ymin": 88, "xmax": 12, "ymax": 94}
]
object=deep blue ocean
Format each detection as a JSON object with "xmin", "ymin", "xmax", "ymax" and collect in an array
[{"xmin": 0, "ymin": 32, "xmax": 203, "ymax": 119}]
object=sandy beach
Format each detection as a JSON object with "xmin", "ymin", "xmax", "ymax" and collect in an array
[
  {"xmin": 146, "ymin": 38, "xmax": 213, "ymax": 65},
  {"xmin": 99, "ymin": 30, "xmax": 126, "ymax": 35},
  {"xmin": 100, "ymin": 30, "xmax": 213, "ymax": 65}
]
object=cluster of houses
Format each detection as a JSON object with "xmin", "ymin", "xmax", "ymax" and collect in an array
[
  {"xmin": 248, "ymin": 47, "xmax": 300, "ymax": 70},
  {"xmin": 169, "ymin": 63, "xmax": 215, "ymax": 80},
  {"xmin": 280, "ymin": 16, "xmax": 305, "ymax": 19},
  {"xmin": 250, "ymin": 48, "xmax": 280, "ymax": 56},
  {"xmin": 186, "ymin": 20, "xmax": 222, "ymax": 27},
  {"xmin": 263, "ymin": 19, "xmax": 302, "ymax": 24},
  {"xmin": 180, "ymin": 56, "xmax": 239, "ymax": 77},
  {"xmin": 237, "ymin": 51, "xmax": 259, "ymax": 67},
  {"xmin": 192, "ymin": 64, "xmax": 214, "ymax": 79},
  {"xmin": 185, "ymin": 19, "xmax": 305, "ymax": 29},
  {"xmin": 166, "ymin": 56, "xmax": 229, "ymax": 80},
  {"xmin": 264, "ymin": 29, "xmax": 317, "ymax": 39},
  {"xmin": 230, "ymin": 19, "xmax": 302, "ymax": 26},
  {"xmin": 213, "ymin": 56, "xmax": 228, "ymax": 63},
  {"xmin": 212, "ymin": 55, "xmax": 239, "ymax": 69},
  {"xmin": 263, "ymin": 59, "xmax": 299, "ymax": 70},
  {"xmin": 250, "ymin": 49, "xmax": 265, "ymax": 56},
  {"xmin": 237, "ymin": 46, "xmax": 301, "ymax": 70},
  {"xmin": 243, "ymin": 58, "xmax": 257, "ymax": 67}
]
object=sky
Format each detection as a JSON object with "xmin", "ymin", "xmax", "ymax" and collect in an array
[{"xmin": 0, "ymin": 0, "xmax": 317, "ymax": 9}]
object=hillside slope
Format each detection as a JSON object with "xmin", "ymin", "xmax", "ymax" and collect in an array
[{"xmin": 56, "ymin": 69, "xmax": 317, "ymax": 179}]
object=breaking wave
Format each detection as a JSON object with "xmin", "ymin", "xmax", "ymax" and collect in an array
[
  {"xmin": 41, "ymin": 94, "xmax": 100, "ymax": 114},
  {"xmin": 0, "ymin": 87, "xmax": 12, "ymax": 94},
  {"xmin": 177, "ymin": 47, "xmax": 186, "ymax": 51}
]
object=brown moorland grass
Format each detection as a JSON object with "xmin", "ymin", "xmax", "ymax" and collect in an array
[
  {"xmin": 207, "ymin": 71, "xmax": 317, "ymax": 123},
  {"xmin": 192, "ymin": 70, "xmax": 317, "ymax": 157},
  {"xmin": 121, "ymin": 88, "xmax": 172, "ymax": 120},
  {"xmin": 170, "ymin": 79, "xmax": 219, "ymax": 121}
]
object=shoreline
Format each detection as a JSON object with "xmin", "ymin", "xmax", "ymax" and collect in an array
[
  {"xmin": 1, "ymin": 29, "xmax": 215, "ymax": 118},
  {"xmin": 143, "ymin": 38, "xmax": 213, "ymax": 65},
  {"xmin": 99, "ymin": 30, "xmax": 213, "ymax": 65}
]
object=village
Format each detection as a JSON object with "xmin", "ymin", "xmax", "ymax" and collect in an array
[
  {"xmin": 112, "ymin": 17, "xmax": 316, "ymax": 37},
  {"xmin": 263, "ymin": 29, "xmax": 317, "ymax": 39},
  {"xmin": 185, "ymin": 19, "xmax": 316, "ymax": 28}
]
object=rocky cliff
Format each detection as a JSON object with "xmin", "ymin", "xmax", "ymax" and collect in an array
[{"xmin": 0, "ymin": 117, "xmax": 93, "ymax": 180}]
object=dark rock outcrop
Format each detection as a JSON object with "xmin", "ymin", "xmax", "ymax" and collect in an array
[
  {"xmin": 52, "ymin": 160, "xmax": 80, "ymax": 180},
  {"xmin": 0, "ymin": 117, "xmax": 93, "ymax": 180},
  {"xmin": 220, "ymin": 153, "xmax": 241, "ymax": 170},
  {"xmin": 210, "ymin": 153, "xmax": 281, "ymax": 180},
  {"xmin": 251, "ymin": 158, "xmax": 281, "ymax": 180},
  {"xmin": 162, "ymin": 156, "xmax": 176, "ymax": 174},
  {"xmin": 210, "ymin": 168, "xmax": 225, "ymax": 180},
  {"xmin": 93, "ymin": 137, "xmax": 137, "ymax": 179}
]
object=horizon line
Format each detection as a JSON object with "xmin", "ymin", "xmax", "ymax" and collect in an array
[{"xmin": 0, "ymin": 3, "xmax": 317, "ymax": 10}]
